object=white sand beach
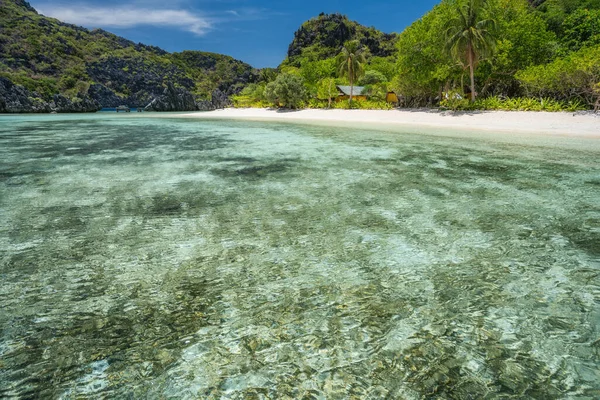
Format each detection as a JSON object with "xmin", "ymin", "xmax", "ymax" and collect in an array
[{"xmin": 176, "ymin": 108, "xmax": 600, "ymax": 138}]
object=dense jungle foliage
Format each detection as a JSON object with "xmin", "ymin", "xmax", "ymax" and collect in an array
[
  {"xmin": 238, "ymin": 0, "xmax": 599, "ymax": 110},
  {"xmin": 0, "ymin": 0, "xmax": 258, "ymax": 106},
  {"xmin": 395, "ymin": 0, "xmax": 600, "ymax": 108}
]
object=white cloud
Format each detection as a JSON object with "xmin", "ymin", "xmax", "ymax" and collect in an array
[{"xmin": 37, "ymin": 5, "xmax": 212, "ymax": 35}]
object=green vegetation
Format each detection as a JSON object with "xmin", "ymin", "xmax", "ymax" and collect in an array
[
  {"xmin": 440, "ymin": 94, "xmax": 586, "ymax": 110},
  {"xmin": 2, "ymin": 0, "xmax": 599, "ymax": 111},
  {"xmin": 230, "ymin": 1, "xmax": 599, "ymax": 110},
  {"xmin": 231, "ymin": 14, "xmax": 400, "ymax": 109},
  {"xmin": 316, "ymin": 77, "xmax": 337, "ymax": 108},
  {"xmin": 445, "ymin": 0, "xmax": 497, "ymax": 101},
  {"xmin": 517, "ymin": 44, "xmax": 600, "ymax": 107},
  {"xmin": 393, "ymin": 0, "xmax": 599, "ymax": 108},
  {"xmin": 0, "ymin": 0, "xmax": 257, "ymax": 105},
  {"xmin": 284, "ymin": 13, "xmax": 398, "ymax": 67},
  {"xmin": 231, "ymin": 83, "xmax": 270, "ymax": 108},
  {"xmin": 264, "ymin": 74, "xmax": 308, "ymax": 109},
  {"xmin": 336, "ymin": 40, "xmax": 367, "ymax": 103},
  {"xmin": 534, "ymin": 0, "xmax": 600, "ymax": 36}
]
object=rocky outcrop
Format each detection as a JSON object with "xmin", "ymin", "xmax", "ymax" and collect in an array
[
  {"xmin": 211, "ymin": 89, "xmax": 232, "ymax": 109},
  {"xmin": 196, "ymin": 89, "xmax": 232, "ymax": 111},
  {"xmin": 86, "ymin": 56, "xmax": 194, "ymax": 107},
  {"xmin": 88, "ymin": 83, "xmax": 125, "ymax": 108},
  {"xmin": 13, "ymin": 0, "xmax": 38, "ymax": 13},
  {"xmin": 0, "ymin": 77, "xmax": 49, "ymax": 113},
  {"xmin": 195, "ymin": 99, "xmax": 213, "ymax": 111},
  {"xmin": 144, "ymin": 83, "xmax": 197, "ymax": 112},
  {"xmin": 0, "ymin": 77, "xmax": 101, "ymax": 113},
  {"xmin": 286, "ymin": 13, "xmax": 398, "ymax": 66},
  {"xmin": 49, "ymin": 94, "xmax": 102, "ymax": 113},
  {"xmin": 144, "ymin": 86, "xmax": 233, "ymax": 112},
  {"xmin": 84, "ymin": 55, "xmax": 252, "ymax": 108}
]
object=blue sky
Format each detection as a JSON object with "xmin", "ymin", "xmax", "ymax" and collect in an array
[{"xmin": 29, "ymin": 0, "xmax": 440, "ymax": 68}]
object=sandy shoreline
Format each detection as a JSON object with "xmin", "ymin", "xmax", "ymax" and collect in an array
[{"xmin": 174, "ymin": 108, "xmax": 599, "ymax": 138}]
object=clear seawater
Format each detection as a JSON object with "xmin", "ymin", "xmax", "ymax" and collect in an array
[
  {"xmin": 0, "ymin": 114, "xmax": 599, "ymax": 399},
  {"xmin": 99, "ymin": 108, "xmax": 141, "ymax": 113}
]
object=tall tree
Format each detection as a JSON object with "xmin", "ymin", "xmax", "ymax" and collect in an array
[
  {"xmin": 264, "ymin": 73, "xmax": 308, "ymax": 109},
  {"xmin": 336, "ymin": 40, "xmax": 367, "ymax": 103},
  {"xmin": 394, "ymin": 1, "xmax": 456, "ymax": 105},
  {"xmin": 445, "ymin": 0, "xmax": 497, "ymax": 101},
  {"xmin": 316, "ymin": 77, "xmax": 337, "ymax": 108}
]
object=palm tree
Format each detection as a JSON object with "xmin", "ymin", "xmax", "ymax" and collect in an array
[
  {"xmin": 336, "ymin": 40, "xmax": 367, "ymax": 104},
  {"xmin": 445, "ymin": 0, "xmax": 496, "ymax": 101}
]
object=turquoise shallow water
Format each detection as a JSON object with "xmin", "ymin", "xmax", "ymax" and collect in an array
[{"xmin": 0, "ymin": 114, "xmax": 599, "ymax": 399}]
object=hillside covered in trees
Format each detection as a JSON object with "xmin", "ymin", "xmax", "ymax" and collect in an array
[
  {"xmin": 0, "ymin": 0, "xmax": 258, "ymax": 109},
  {"xmin": 284, "ymin": 13, "xmax": 399, "ymax": 67},
  {"xmin": 233, "ymin": 13, "xmax": 401, "ymax": 109},
  {"xmin": 236, "ymin": 0, "xmax": 599, "ymax": 111}
]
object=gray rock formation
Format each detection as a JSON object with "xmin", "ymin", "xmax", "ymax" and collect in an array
[
  {"xmin": 143, "ymin": 84, "xmax": 233, "ymax": 112},
  {"xmin": 14, "ymin": 0, "xmax": 38, "ymax": 13},
  {"xmin": 195, "ymin": 89, "xmax": 232, "ymax": 111},
  {"xmin": 210, "ymin": 89, "xmax": 232, "ymax": 109},
  {"xmin": 87, "ymin": 56, "xmax": 193, "ymax": 107},
  {"xmin": 196, "ymin": 99, "xmax": 214, "ymax": 111},
  {"xmin": 0, "ymin": 77, "xmax": 50, "ymax": 113},
  {"xmin": 49, "ymin": 94, "xmax": 102, "ymax": 113},
  {"xmin": 88, "ymin": 83, "xmax": 125, "ymax": 108},
  {"xmin": 0, "ymin": 77, "xmax": 101, "ymax": 113},
  {"xmin": 144, "ymin": 83, "xmax": 198, "ymax": 112}
]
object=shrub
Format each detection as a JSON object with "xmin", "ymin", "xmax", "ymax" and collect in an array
[
  {"xmin": 306, "ymin": 98, "xmax": 328, "ymax": 109},
  {"xmin": 332, "ymin": 99, "xmax": 393, "ymax": 110},
  {"xmin": 439, "ymin": 96, "xmax": 587, "ymax": 112},
  {"xmin": 316, "ymin": 77, "xmax": 337, "ymax": 107},
  {"xmin": 231, "ymin": 96, "xmax": 269, "ymax": 108},
  {"xmin": 264, "ymin": 73, "xmax": 308, "ymax": 109},
  {"xmin": 359, "ymin": 70, "xmax": 388, "ymax": 85},
  {"xmin": 516, "ymin": 44, "xmax": 600, "ymax": 108}
]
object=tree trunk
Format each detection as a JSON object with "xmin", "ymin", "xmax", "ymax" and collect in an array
[
  {"xmin": 349, "ymin": 73, "xmax": 354, "ymax": 105},
  {"xmin": 468, "ymin": 45, "xmax": 476, "ymax": 102}
]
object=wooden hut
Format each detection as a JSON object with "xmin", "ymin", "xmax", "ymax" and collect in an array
[{"xmin": 336, "ymin": 85, "xmax": 367, "ymax": 102}]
